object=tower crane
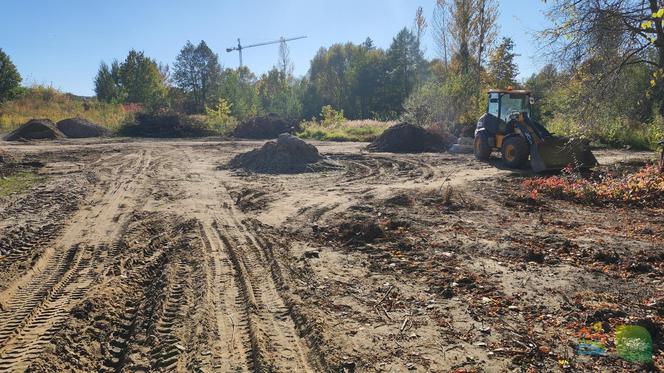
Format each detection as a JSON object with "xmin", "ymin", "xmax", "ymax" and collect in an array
[{"xmin": 226, "ymin": 36, "xmax": 307, "ymax": 68}]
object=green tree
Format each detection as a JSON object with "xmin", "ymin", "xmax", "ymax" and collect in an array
[
  {"xmin": 173, "ymin": 40, "xmax": 222, "ymax": 113},
  {"xmin": 94, "ymin": 61, "xmax": 125, "ymax": 103},
  {"xmin": 218, "ymin": 67, "xmax": 260, "ymax": 120},
  {"xmin": 303, "ymin": 42, "xmax": 390, "ymax": 119},
  {"xmin": 488, "ymin": 37, "xmax": 518, "ymax": 89},
  {"xmin": 385, "ymin": 28, "xmax": 426, "ymax": 113},
  {"xmin": 0, "ymin": 49, "xmax": 22, "ymax": 103},
  {"xmin": 540, "ymin": 0, "xmax": 664, "ymax": 115},
  {"xmin": 256, "ymin": 68, "xmax": 302, "ymax": 119},
  {"xmin": 118, "ymin": 50, "xmax": 167, "ymax": 108},
  {"xmin": 525, "ymin": 64, "xmax": 559, "ymax": 122}
]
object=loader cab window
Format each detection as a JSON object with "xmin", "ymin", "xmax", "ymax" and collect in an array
[
  {"xmin": 499, "ymin": 94, "xmax": 529, "ymax": 123},
  {"xmin": 488, "ymin": 93, "xmax": 499, "ymax": 118}
]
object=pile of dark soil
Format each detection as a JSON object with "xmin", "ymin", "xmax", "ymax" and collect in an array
[
  {"xmin": 56, "ymin": 118, "xmax": 109, "ymax": 138},
  {"xmin": 4, "ymin": 119, "xmax": 65, "ymax": 141},
  {"xmin": 228, "ymin": 134, "xmax": 322, "ymax": 173},
  {"xmin": 119, "ymin": 111, "xmax": 215, "ymax": 138},
  {"xmin": 367, "ymin": 122, "xmax": 447, "ymax": 153},
  {"xmin": 233, "ymin": 113, "xmax": 298, "ymax": 139},
  {"xmin": 338, "ymin": 220, "xmax": 384, "ymax": 244}
]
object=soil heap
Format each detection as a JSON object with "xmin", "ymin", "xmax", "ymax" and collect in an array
[
  {"xmin": 367, "ymin": 122, "xmax": 446, "ymax": 153},
  {"xmin": 233, "ymin": 113, "xmax": 298, "ymax": 139},
  {"xmin": 120, "ymin": 112, "xmax": 215, "ymax": 138},
  {"xmin": 228, "ymin": 133, "xmax": 322, "ymax": 173},
  {"xmin": 56, "ymin": 118, "xmax": 110, "ymax": 138},
  {"xmin": 4, "ymin": 119, "xmax": 65, "ymax": 141}
]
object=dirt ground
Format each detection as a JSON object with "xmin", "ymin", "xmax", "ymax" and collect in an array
[{"xmin": 0, "ymin": 138, "xmax": 661, "ymax": 372}]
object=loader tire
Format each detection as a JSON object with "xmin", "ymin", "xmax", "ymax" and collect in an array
[
  {"xmin": 474, "ymin": 133, "xmax": 491, "ymax": 160},
  {"xmin": 501, "ymin": 136, "xmax": 529, "ymax": 168}
]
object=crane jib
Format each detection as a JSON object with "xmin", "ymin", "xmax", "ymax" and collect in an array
[{"xmin": 226, "ymin": 35, "xmax": 307, "ymax": 68}]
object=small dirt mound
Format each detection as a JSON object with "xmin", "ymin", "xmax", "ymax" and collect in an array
[
  {"xmin": 228, "ymin": 134, "xmax": 322, "ymax": 173},
  {"xmin": 4, "ymin": 119, "xmax": 65, "ymax": 141},
  {"xmin": 233, "ymin": 113, "xmax": 298, "ymax": 139},
  {"xmin": 119, "ymin": 111, "xmax": 215, "ymax": 138},
  {"xmin": 339, "ymin": 221, "xmax": 385, "ymax": 244},
  {"xmin": 367, "ymin": 123, "xmax": 447, "ymax": 153},
  {"xmin": 56, "ymin": 118, "xmax": 110, "ymax": 138}
]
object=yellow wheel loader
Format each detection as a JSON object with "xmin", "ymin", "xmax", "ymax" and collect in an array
[{"xmin": 474, "ymin": 89, "xmax": 597, "ymax": 172}]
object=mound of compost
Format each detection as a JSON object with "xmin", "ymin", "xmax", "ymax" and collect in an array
[
  {"xmin": 367, "ymin": 122, "xmax": 446, "ymax": 153},
  {"xmin": 56, "ymin": 118, "xmax": 109, "ymax": 138},
  {"xmin": 228, "ymin": 134, "xmax": 322, "ymax": 173},
  {"xmin": 4, "ymin": 119, "xmax": 65, "ymax": 141},
  {"xmin": 119, "ymin": 112, "xmax": 215, "ymax": 138},
  {"xmin": 233, "ymin": 113, "xmax": 298, "ymax": 139}
]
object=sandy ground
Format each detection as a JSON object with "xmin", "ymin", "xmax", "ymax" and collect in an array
[{"xmin": 0, "ymin": 138, "xmax": 661, "ymax": 372}]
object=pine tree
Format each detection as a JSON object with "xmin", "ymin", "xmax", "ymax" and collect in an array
[
  {"xmin": 386, "ymin": 28, "xmax": 425, "ymax": 110},
  {"xmin": 94, "ymin": 61, "xmax": 124, "ymax": 103},
  {"xmin": 489, "ymin": 37, "xmax": 518, "ymax": 89}
]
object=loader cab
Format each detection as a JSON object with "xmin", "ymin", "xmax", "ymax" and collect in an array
[{"xmin": 487, "ymin": 89, "xmax": 532, "ymax": 123}]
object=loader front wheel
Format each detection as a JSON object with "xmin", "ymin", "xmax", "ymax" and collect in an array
[
  {"xmin": 501, "ymin": 136, "xmax": 529, "ymax": 168},
  {"xmin": 474, "ymin": 133, "xmax": 491, "ymax": 160}
]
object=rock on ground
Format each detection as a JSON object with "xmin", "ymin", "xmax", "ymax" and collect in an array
[
  {"xmin": 228, "ymin": 133, "xmax": 322, "ymax": 173},
  {"xmin": 367, "ymin": 122, "xmax": 447, "ymax": 153},
  {"xmin": 449, "ymin": 137, "xmax": 475, "ymax": 154},
  {"xmin": 4, "ymin": 119, "xmax": 65, "ymax": 141}
]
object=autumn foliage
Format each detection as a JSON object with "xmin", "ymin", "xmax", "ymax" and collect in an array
[{"xmin": 522, "ymin": 164, "xmax": 664, "ymax": 205}]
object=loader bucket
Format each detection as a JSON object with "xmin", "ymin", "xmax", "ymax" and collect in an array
[{"xmin": 529, "ymin": 136, "xmax": 597, "ymax": 172}]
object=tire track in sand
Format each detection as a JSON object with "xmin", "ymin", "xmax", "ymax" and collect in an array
[
  {"xmin": 211, "ymin": 189, "xmax": 316, "ymax": 373},
  {"xmin": 0, "ymin": 149, "xmax": 153, "ymax": 372}
]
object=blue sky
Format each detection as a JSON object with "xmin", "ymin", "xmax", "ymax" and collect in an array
[{"xmin": 0, "ymin": 0, "xmax": 551, "ymax": 96}]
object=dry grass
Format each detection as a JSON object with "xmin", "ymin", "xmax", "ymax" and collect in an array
[
  {"xmin": 0, "ymin": 85, "xmax": 129, "ymax": 133},
  {"xmin": 298, "ymin": 119, "xmax": 397, "ymax": 142}
]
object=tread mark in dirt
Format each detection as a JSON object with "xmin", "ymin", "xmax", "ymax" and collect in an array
[
  {"xmin": 100, "ymin": 302, "xmax": 139, "ymax": 373},
  {"xmin": 197, "ymin": 221, "xmax": 251, "ymax": 372},
  {"xmin": 150, "ymin": 261, "xmax": 187, "ymax": 371},
  {"xmin": 213, "ymin": 212, "xmax": 314, "ymax": 373},
  {"xmin": 100, "ymin": 249, "xmax": 170, "ymax": 373},
  {"xmin": 0, "ymin": 244, "xmax": 95, "ymax": 372}
]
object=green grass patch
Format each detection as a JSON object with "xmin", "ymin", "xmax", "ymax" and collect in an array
[
  {"xmin": 298, "ymin": 120, "xmax": 395, "ymax": 142},
  {"xmin": 0, "ymin": 171, "xmax": 42, "ymax": 197}
]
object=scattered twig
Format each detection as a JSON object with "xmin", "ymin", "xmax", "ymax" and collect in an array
[
  {"xmin": 375, "ymin": 285, "xmax": 394, "ymax": 308},
  {"xmin": 399, "ymin": 317, "xmax": 410, "ymax": 333}
]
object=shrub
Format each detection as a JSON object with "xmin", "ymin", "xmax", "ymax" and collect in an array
[
  {"xmin": 320, "ymin": 105, "xmax": 345, "ymax": 127},
  {"xmin": 205, "ymin": 98, "xmax": 237, "ymax": 136},
  {"xmin": 546, "ymin": 114, "xmax": 664, "ymax": 151},
  {"xmin": 118, "ymin": 110, "xmax": 215, "ymax": 138}
]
